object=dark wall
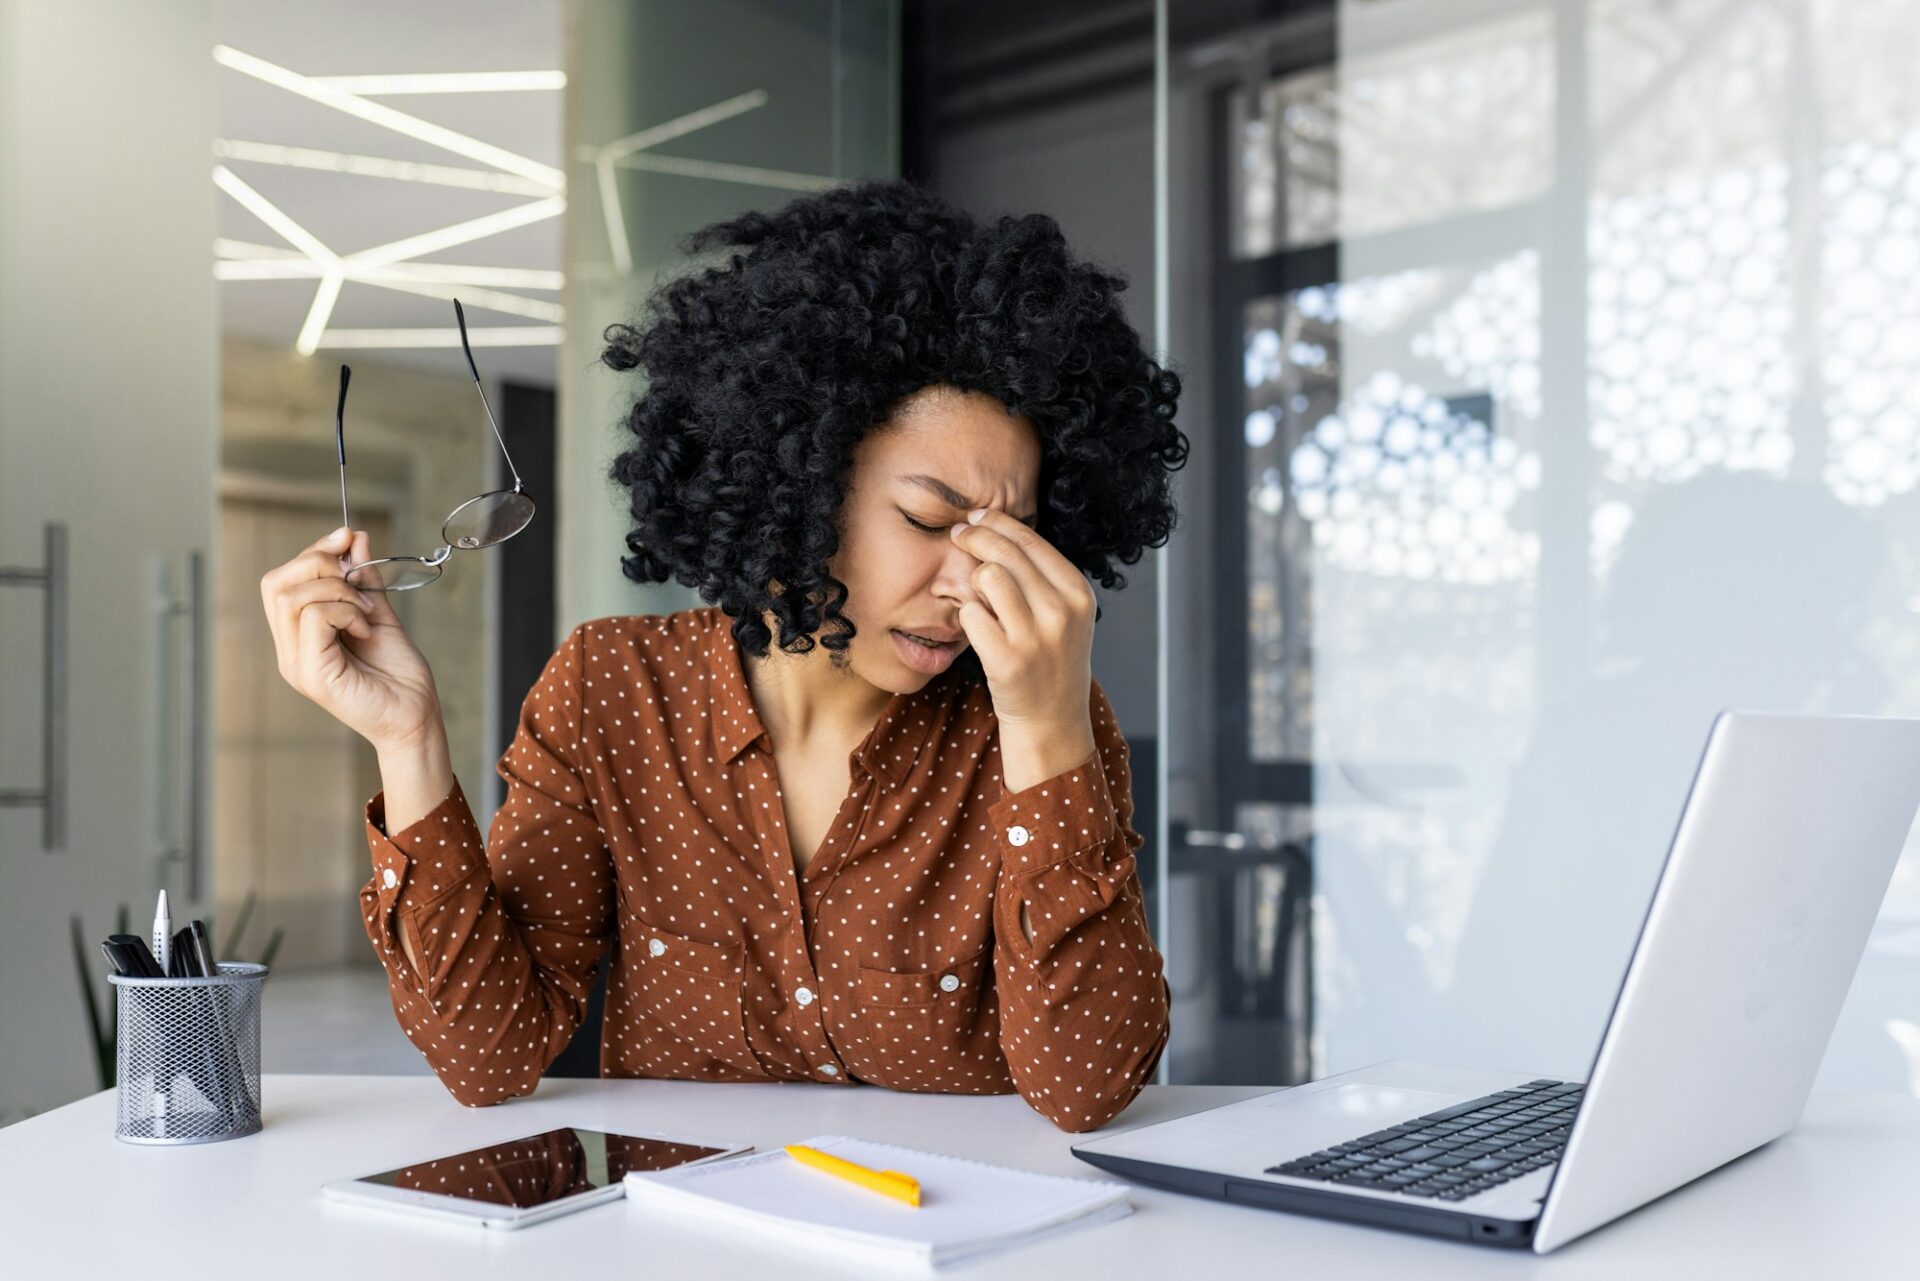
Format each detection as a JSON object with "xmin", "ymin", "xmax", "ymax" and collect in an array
[
  {"xmin": 498, "ymin": 377, "xmax": 613, "ymax": 1078},
  {"xmin": 902, "ymin": 0, "xmax": 1161, "ymax": 744},
  {"xmin": 496, "ymin": 380, "xmax": 558, "ymax": 767}
]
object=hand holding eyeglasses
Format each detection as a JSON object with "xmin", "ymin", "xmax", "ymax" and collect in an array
[
  {"xmin": 258, "ymin": 298, "xmax": 536, "ymax": 754},
  {"xmin": 259, "ymin": 523, "xmax": 444, "ymax": 753}
]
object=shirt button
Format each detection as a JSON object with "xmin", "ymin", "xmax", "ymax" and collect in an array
[
  {"xmin": 648, "ymin": 938, "xmax": 666, "ymax": 957},
  {"xmin": 794, "ymin": 986, "xmax": 814, "ymax": 1007},
  {"xmin": 938, "ymin": 973, "xmax": 960, "ymax": 992},
  {"xmin": 817, "ymin": 1064, "xmax": 839, "ymax": 1077},
  {"xmin": 1007, "ymin": 824, "xmax": 1031, "ymax": 847},
  {"xmin": 381, "ymin": 868, "xmax": 399, "ymax": 889}
]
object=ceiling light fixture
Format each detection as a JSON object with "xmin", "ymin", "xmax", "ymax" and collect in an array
[
  {"xmin": 308, "ymin": 70, "xmax": 566, "ymax": 95},
  {"xmin": 346, "ymin": 196, "xmax": 564, "ymax": 269},
  {"xmin": 212, "ymin": 165, "xmax": 562, "ymax": 353},
  {"xmin": 315, "ymin": 327, "xmax": 562, "ymax": 349},
  {"xmin": 213, "ymin": 45, "xmax": 563, "ymax": 191},
  {"xmin": 351, "ymin": 276, "xmax": 563, "ymax": 322},
  {"xmin": 297, "ymin": 269, "xmax": 346, "ymax": 356},
  {"xmin": 212, "ymin": 139, "xmax": 555, "ymax": 197},
  {"xmin": 214, "ymin": 242, "xmax": 563, "ymax": 292},
  {"xmin": 211, "ymin": 164, "xmax": 336, "ymax": 267},
  {"xmin": 216, "ymin": 256, "xmax": 561, "ymax": 320},
  {"xmin": 610, "ymin": 152, "xmax": 841, "ymax": 193},
  {"xmin": 583, "ymin": 88, "xmax": 768, "ymax": 275}
]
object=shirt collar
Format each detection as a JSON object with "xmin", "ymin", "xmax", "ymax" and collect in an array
[
  {"xmin": 704, "ymin": 610, "xmax": 948, "ymax": 786},
  {"xmin": 705, "ymin": 615, "xmax": 766, "ymax": 765}
]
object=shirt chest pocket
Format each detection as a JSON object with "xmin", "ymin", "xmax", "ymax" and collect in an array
[
  {"xmin": 853, "ymin": 947, "xmax": 990, "ymax": 1037},
  {"xmin": 632, "ymin": 920, "xmax": 757, "ymax": 1070}
]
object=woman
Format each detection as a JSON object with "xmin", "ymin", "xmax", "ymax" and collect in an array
[{"xmin": 260, "ymin": 178, "xmax": 1189, "ymax": 1133}]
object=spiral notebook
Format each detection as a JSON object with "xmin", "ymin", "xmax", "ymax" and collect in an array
[{"xmin": 621, "ymin": 1133, "xmax": 1132, "ymax": 1268}]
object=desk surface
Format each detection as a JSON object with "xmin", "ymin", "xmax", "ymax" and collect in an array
[{"xmin": 3, "ymin": 1076, "xmax": 1917, "ymax": 1278}]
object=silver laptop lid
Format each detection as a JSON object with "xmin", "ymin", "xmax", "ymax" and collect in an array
[{"xmin": 1534, "ymin": 711, "xmax": 1920, "ymax": 1253}]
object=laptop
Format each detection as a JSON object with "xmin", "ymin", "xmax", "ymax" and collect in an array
[{"xmin": 1073, "ymin": 712, "xmax": 1920, "ymax": 1253}]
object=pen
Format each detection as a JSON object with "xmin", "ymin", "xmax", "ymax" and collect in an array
[
  {"xmin": 169, "ymin": 926, "xmax": 198, "ymax": 978},
  {"xmin": 785, "ymin": 1144, "xmax": 921, "ymax": 1207},
  {"xmin": 152, "ymin": 889, "xmax": 171, "ymax": 976},
  {"xmin": 106, "ymin": 934, "xmax": 164, "ymax": 977},
  {"xmin": 186, "ymin": 917, "xmax": 259, "ymax": 1126},
  {"xmin": 187, "ymin": 919, "xmax": 219, "ymax": 979}
]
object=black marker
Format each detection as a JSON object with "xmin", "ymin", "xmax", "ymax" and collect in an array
[
  {"xmin": 105, "ymin": 933, "xmax": 163, "ymax": 977},
  {"xmin": 187, "ymin": 919, "xmax": 220, "ymax": 978},
  {"xmin": 170, "ymin": 926, "xmax": 199, "ymax": 977}
]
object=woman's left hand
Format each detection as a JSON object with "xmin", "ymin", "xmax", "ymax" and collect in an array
[{"xmin": 950, "ymin": 508, "xmax": 1098, "ymax": 791}]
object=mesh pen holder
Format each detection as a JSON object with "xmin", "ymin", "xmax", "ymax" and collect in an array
[{"xmin": 107, "ymin": 962, "xmax": 268, "ymax": 1144}]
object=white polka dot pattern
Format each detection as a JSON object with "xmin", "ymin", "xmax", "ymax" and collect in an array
[{"xmin": 356, "ymin": 606, "xmax": 1171, "ymax": 1132}]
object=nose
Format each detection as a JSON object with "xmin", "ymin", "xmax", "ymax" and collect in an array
[{"xmin": 931, "ymin": 526, "xmax": 984, "ymax": 611}]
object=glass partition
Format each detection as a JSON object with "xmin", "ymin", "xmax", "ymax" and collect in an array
[
  {"xmin": 561, "ymin": 0, "xmax": 899, "ymax": 630},
  {"xmin": 1157, "ymin": 0, "xmax": 1920, "ymax": 1093}
]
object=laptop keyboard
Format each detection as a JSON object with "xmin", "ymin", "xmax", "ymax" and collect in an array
[{"xmin": 1265, "ymin": 1079, "xmax": 1584, "ymax": 1202}]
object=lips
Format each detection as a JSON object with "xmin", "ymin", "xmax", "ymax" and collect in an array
[
  {"xmin": 893, "ymin": 627, "xmax": 961, "ymax": 675},
  {"xmin": 894, "ymin": 627, "xmax": 960, "ymax": 646}
]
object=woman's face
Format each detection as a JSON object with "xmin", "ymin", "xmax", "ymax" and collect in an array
[{"xmin": 826, "ymin": 384, "xmax": 1042, "ymax": 692}]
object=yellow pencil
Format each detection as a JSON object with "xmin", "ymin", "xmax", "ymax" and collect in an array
[{"xmin": 785, "ymin": 1143, "xmax": 922, "ymax": 1207}]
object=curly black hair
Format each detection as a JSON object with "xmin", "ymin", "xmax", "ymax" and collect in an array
[{"xmin": 600, "ymin": 176, "xmax": 1188, "ymax": 688}]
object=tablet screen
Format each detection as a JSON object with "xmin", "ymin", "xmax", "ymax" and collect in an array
[{"xmin": 350, "ymin": 1127, "xmax": 731, "ymax": 1209}]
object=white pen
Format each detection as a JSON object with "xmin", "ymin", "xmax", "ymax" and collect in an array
[{"xmin": 152, "ymin": 888, "xmax": 171, "ymax": 975}]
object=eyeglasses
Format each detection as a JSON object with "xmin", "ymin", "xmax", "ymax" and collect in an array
[{"xmin": 335, "ymin": 299, "xmax": 535, "ymax": 591}]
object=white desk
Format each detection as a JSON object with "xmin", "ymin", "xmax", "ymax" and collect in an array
[{"xmin": 3, "ymin": 1075, "xmax": 1917, "ymax": 1278}]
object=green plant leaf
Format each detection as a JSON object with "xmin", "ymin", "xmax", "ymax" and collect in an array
[
  {"xmin": 224, "ymin": 890, "xmax": 256, "ymax": 961},
  {"xmin": 69, "ymin": 912, "xmax": 112, "ymax": 1091}
]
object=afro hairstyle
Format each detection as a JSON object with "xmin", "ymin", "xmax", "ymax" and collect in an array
[{"xmin": 599, "ymin": 176, "xmax": 1188, "ymax": 688}]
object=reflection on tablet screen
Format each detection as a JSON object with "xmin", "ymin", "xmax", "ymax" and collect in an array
[{"xmin": 355, "ymin": 1128, "xmax": 729, "ymax": 1208}]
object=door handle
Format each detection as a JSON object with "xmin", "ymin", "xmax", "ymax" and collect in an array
[
  {"xmin": 0, "ymin": 522, "xmax": 67, "ymax": 851},
  {"xmin": 154, "ymin": 548, "xmax": 206, "ymax": 898}
]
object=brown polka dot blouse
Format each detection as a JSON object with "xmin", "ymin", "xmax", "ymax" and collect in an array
[{"xmin": 359, "ymin": 605, "xmax": 1171, "ymax": 1133}]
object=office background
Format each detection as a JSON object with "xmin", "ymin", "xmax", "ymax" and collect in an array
[{"xmin": 3, "ymin": 0, "xmax": 1918, "ymax": 1126}]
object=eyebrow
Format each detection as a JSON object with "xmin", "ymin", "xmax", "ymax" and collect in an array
[{"xmin": 897, "ymin": 474, "xmax": 1038, "ymax": 527}]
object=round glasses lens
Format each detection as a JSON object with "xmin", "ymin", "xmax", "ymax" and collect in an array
[
  {"xmin": 443, "ymin": 490, "xmax": 535, "ymax": 550},
  {"xmin": 346, "ymin": 556, "xmax": 441, "ymax": 592}
]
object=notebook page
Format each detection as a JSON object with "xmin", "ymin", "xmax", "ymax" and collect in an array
[{"xmin": 622, "ymin": 1133, "xmax": 1131, "ymax": 1262}]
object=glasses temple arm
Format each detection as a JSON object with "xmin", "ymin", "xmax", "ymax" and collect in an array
[
  {"xmin": 454, "ymin": 298, "xmax": 525, "ymax": 491},
  {"xmin": 335, "ymin": 364, "xmax": 353, "ymax": 533}
]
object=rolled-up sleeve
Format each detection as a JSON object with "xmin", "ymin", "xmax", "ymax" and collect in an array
[
  {"xmin": 988, "ymin": 678, "xmax": 1171, "ymax": 1132},
  {"xmin": 358, "ymin": 622, "xmax": 615, "ymax": 1107}
]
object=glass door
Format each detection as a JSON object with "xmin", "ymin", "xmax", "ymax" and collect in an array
[{"xmin": 1156, "ymin": 0, "xmax": 1920, "ymax": 1094}]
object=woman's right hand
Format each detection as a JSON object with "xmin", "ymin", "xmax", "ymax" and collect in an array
[{"xmin": 260, "ymin": 526, "xmax": 443, "ymax": 751}]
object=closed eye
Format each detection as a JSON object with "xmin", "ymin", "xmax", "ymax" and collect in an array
[{"xmin": 901, "ymin": 512, "xmax": 946, "ymax": 533}]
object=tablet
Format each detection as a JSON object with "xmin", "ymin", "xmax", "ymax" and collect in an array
[{"xmin": 320, "ymin": 1125, "xmax": 753, "ymax": 1230}]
